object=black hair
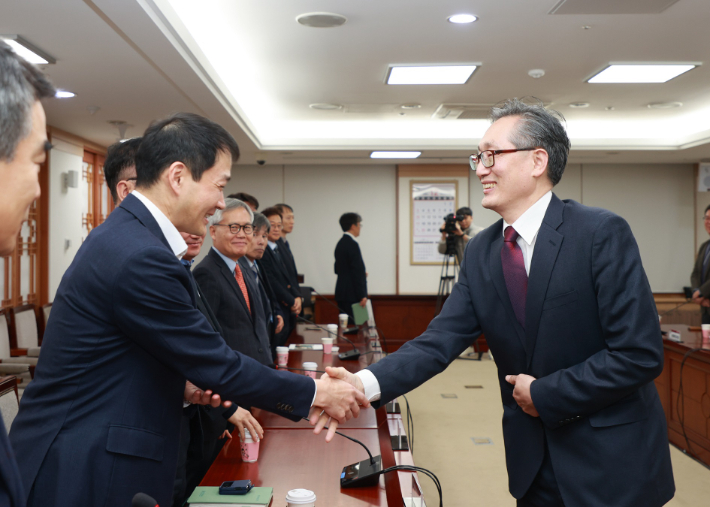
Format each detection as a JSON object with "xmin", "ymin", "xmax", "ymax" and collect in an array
[
  {"xmin": 275, "ymin": 203, "xmax": 293, "ymax": 214},
  {"xmin": 339, "ymin": 212, "xmax": 362, "ymax": 232},
  {"xmin": 456, "ymin": 207, "xmax": 473, "ymax": 217},
  {"xmin": 229, "ymin": 192, "xmax": 259, "ymax": 210},
  {"xmin": 261, "ymin": 206, "xmax": 283, "ymax": 220},
  {"xmin": 104, "ymin": 137, "xmax": 142, "ymax": 202},
  {"xmin": 134, "ymin": 112, "xmax": 239, "ymax": 188}
]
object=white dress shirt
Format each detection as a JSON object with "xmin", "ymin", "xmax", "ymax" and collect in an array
[
  {"xmin": 132, "ymin": 191, "xmax": 187, "ymax": 259},
  {"xmin": 356, "ymin": 191, "xmax": 553, "ymax": 402},
  {"xmin": 345, "ymin": 232, "xmax": 358, "ymax": 242}
]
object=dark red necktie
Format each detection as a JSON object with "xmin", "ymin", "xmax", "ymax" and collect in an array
[{"xmin": 501, "ymin": 226, "xmax": 527, "ymax": 329}]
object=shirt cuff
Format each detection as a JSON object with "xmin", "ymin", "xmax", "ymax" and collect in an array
[
  {"xmin": 311, "ymin": 378, "xmax": 317, "ymax": 406},
  {"xmin": 355, "ymin": 369, "xmax": 381, "ymax": 402},
  {"xmin": 182, "ymin": 401, "xmax": 191, "ymax": 408}
]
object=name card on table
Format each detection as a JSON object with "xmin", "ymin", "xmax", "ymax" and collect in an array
[{"xmin": 668, "ymin": 330, "xmax": 682, "ymax": 343}]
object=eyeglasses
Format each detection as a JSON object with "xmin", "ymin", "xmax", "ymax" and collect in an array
[
  {"xmin": 269, "ymin": 223, "xmax": 283, "ymax": 230},
  {"xmin": 213, "ymin": 223, "xmax": 254, "ymax": 234},
  {"xmin": 469, "ymin": 147, "xmax": 538, "ymax": 170},
  {"xmin": 125, "ymin": 177, "xmax": 137, "ymax": 182}
]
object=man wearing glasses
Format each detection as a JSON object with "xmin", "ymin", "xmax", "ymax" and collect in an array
[
  {"xmin": 325, "ymin": 98, "xmax": 674, "ymax": 506},
  {"xmin": 690, "ymin": 205, "xmax": 710, "ymax": 322}
]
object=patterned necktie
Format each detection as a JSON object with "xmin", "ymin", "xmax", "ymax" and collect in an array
[
  {"xmin": 234, "ymin": 265, "xmax": 251, "ymax": 313},
  {"xmin": 250, "ymin": 263, "xmax": 259, "ymax": 285},
  {"xmin": 501, "ymin": 226, "xmax": 527, "ymax": 329}
]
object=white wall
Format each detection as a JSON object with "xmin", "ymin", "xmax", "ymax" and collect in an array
[
  {"xmin": 194, "ymin": 164, "xmax": 398, "ymax": 295},
  {"xmin": 48, "ymin": 139, "xmax": 85, "ymax": 300}
]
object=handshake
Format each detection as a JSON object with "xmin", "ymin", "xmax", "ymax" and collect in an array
[{"xmin": 184, "ymin": 367, "xmax": 368, "ymax": 442}]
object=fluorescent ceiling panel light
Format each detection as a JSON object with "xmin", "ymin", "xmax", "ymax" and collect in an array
[
  {"xmin": 0, "ymin": 35, "xmax": 55, "ymax": 64},
  {"xmin": 55, "ymin": 90, "xmax": 75, "ymax": 98},
  {"xmin": 370, "ymin": 151, "xmax": 421, "ymax": 159},
  {"xmin": 448, "ymin": 14, "xmax": 477, "ymax": 24},
  {"xmin": 588, "ymin": 64, "xmax": 696, "ymax": 83},
  {"xmin": 387, "ymin": 65, "xmax": 476, "ymax": 85}
]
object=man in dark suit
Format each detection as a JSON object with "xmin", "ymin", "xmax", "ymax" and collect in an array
[
  {"xmin": 275, "ymin": 203, "xmax": 303, "ymax": 323},
  {"xmin": 322, "ymin": 99, "xmax": 674, "ymax": 507},
  {"xmin": 9, "ymin": 112, "xmax": 368, "ymax": 507},
  {"xmin": 690, "ymin": 204, "xmax": 710, "ymax": 323},
  {"xmin": 260, "ymin": 207, "xmax": 302, "ymax": 345},
  {"xmin": 241, "ymin": 212, "xmax": 285, "ymax": 355},
  {"xmin": 0, "ymin": 40, "xmax": 55, "ymax": 507},
  {"xmin": 334, "ymin": 212, "xmax": 368, "ymax": 324}
]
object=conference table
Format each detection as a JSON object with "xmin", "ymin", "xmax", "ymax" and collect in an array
[
  {"xmin": 656, "ymin": 324, "xmax": 710, "ymax": 467},
  {"xmin": 198, "ymin": 323, "xmax": 425, "ymax": 506}
]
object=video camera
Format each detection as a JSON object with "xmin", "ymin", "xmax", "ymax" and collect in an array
[{"xmin": 440, "ymin": 213, "xmax": 466, "ymax": 235}]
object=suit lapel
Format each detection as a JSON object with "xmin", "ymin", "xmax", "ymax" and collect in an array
[
  {"xmin": 120, "ymin": 193, "xmax": 172, "ymax": 252},
  {"xmin": 210, "ymin": 249, "xmax": 253, "ymax": 321},
  {"xmin": 489, "ymin": 231, "xmax": 528, "ymax": 353},
  {"xmin": 524, "ymin": 195, "xmax": 564, "ymax": 369}
]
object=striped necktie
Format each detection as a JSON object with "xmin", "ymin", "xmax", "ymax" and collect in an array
[
  {"xmin": 501, "ymin": 226, "xmax": 527, "ymax": 329},
  {"xmin": 234, "ymin": 265, "xmax": 251, "ymax": 313}
]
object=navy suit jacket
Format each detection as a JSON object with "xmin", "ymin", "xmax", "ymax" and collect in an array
[
  {"xmin": 367, "ymin": 194, "xmax": 674, "ymax": 507},
  {"xmin": 277, "ymin": 238, "xmax": 300, "ymax": 290},
  {"xmin": 260, "ymin": 245, "xmax": 300, "ymax": 310},
  {"xmin": 239, "ymin": 258, "xmax": 283, "ymax": 349},
  {"xmin": 193, "ymin": 248, "xmax": 273, "ymax": 366},
  {"xmin": 334, "ymin": 234, "xmax": 367, "ymax": 303},
  {"xmin": 0, "ymin": 418, "xmax": 24, "ymax": 507},
  {"xmin": 9, "ymin": 194, "xmax": 313, "ymax": 507}
]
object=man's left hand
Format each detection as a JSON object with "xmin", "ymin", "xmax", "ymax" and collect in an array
[
  {"xmin": 359, "ymin": 297, "xmax": 367, "ymax": 307},
  {"xmin": 275, "ymin": 315, "xmax": 284, "ymax": 334},
  {"xmin": 184, "ymin": 380, "xmax": 232, "ymax": 408},
  {"xmin": 506, "ymin": 374, "xmax": 539, "ymax": 417}
]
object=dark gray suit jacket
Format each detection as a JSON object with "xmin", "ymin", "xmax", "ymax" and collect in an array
[
  {"xmin": 367, "ymin": 194, "xmax": 674, "ymax": 507},
  {"xmin": 690, "ymin": 238, "xmax": 710, "ymax": 319},
  {"xmin": 194, "ymin": 248, "xmax": 273, "ymax": 366}
]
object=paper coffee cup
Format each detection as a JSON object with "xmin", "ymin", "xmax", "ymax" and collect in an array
[
  {"xmin": 302, "ymin": 362, "xmax": 318, "ymax": 379},
  {"xmin": 321, "ymin": 336, "xmax": 334, "ymax": 354},
  {"xmin": 339, "ymin": 313, "xmax": 349, "ymax": 328},
  {"xmin": 286, "ymin": 489, "xmax": 316, "ymax": 507},
  {"xmin": 326, "ymin": 323, "xmax": 338, "ymax": 338},
  {"xmin": 240, "ymin": 428, "xmax": 260, "ymax": 463},
  {"xmin": 702, "ymin": 324, "xmax": 710, "ymax": 339},
  {"xmin": 276, "ymin": 346, "xmax": 289, "ymax": 367}
]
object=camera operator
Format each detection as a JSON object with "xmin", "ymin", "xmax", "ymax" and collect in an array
[{"xmin": 438, "ymin": 207, "xmax": 483, "ymax": 264}]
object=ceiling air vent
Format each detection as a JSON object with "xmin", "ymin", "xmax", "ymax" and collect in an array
[
  {"xmin": 432, "ymin": 104, "xmax": 493, "ymax": 120},
  {"xmin": 549, "ymin": 0, "xmax": 679, "ymax": 15}
]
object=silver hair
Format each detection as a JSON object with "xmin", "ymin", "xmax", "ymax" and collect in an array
[
  {"xmin": 252, "ymin": 212, "xmax": 270, "ymax": 233},
  {"xmin": 209, "ymin": 197, "xmax": 254, "ymax": 226},
  {"xmin": 0, "ymin": 41, "xmax": 55, "ymax": 161},
  {"xmin": 489, "ymin": 97, "xmax": 570, "ymax": 186}
]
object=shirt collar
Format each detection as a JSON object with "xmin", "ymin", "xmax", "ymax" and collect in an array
[
  {"xmin": 212, "ymin": 246, "xmax": 238, "ymax": 273},
  {"xmin": 180, "ymin": 258, "xmax": 194, "ymax": 267},
  {"xmin": 267, "ymin": 241, "xmax": 278, "ymax": 250},
  {"xmin": 502, "ymin": 191, "xmax": 553, "ymax": 246},
  {"xmin": 132, "ymin": 190, "xmax": 187, "ymax": 259},
  {"xmin": 345, "ymin": 232, "xmax": 358, "ymax": 242}
]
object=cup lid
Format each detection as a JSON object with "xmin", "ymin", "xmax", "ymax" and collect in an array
[
  {"xmin": 243, "ymin": 428, "xmax": 252, "ymax": 440},
  {"xmin": 321, "ymin": 337, "xmax": 334, "ymax": 343},
  {"xmin": 302, "ymin": 362, "xmax": 318, "ymax": 369},
  {"xmin": 332, "ymin": 346, "xmax": 340, "ymax": 352},
  {"xmin": 326, "ymin": 323, "xmax": 338, "ymax": 329},
  {"xmin": 276, "ymin": 346, "xmax": 289, "ymax": 352},
  {"xmin": 339, "ymin": 313, "xmax": 349, "ymax": 317},
  {"xmin": 285, "ymin": 489, "xmax": 316, "ymax": 503}
]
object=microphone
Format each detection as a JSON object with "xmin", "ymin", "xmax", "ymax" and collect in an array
[
  {"xmin": 309, "ymin": 288, "xmax": 360, "ymax": 333},
  {"xmin": 658, "ymin": 298, "xmax": 694, "ymax": 317},
  {"xmin": 132, "ymin": 493, "xmax": 159, "ymax": 507},
  {"xmin": 327, "ymin": 427, "xmax": 383, "ymax": 488},
  {"xmin": 297, "ymin": 316, "xmax": 361, "ymax": 360}
]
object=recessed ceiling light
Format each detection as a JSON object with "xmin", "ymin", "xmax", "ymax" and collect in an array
[
  {"xmin": 569, "ymin": 102, "xmax": 589, "ymax": 108},
  {"xmin": 1, "ymin": 35, "xmax": 55, "ymax": 64},
  {"xmin": 448, "ymin": 14, "xmax": 477, "ymax": 24},
  {"xmin": 296, "ymin": 12, "xmax": 347, "ymax": 28},
  {"xmin": 370, "ymin": 151, "xmax": 421, "ymax": 159},
  {"xmin": 387, "ymin": 65, "xmax": 477, "ymax": 85},
  {"xmin": 647, "ymin": 101, "xmax": 683, "ymax": 109},
  {"xmin": 400, "ymin": 103, "xmax": 422, "ymax": 109},
  {"xmin": 309, "ymin": 103, "xmax": 343, "ymax": 110},
  {"xmin": 588, "ymin": 64, "xmax": 696, "ymax": 83},
  {"xmin": 528, "ymin": 69, "xmax": 545, "ymax": 79},
  {"xmin": 55, "ymin": 90, "xmax": 75, "ymax": 98}
]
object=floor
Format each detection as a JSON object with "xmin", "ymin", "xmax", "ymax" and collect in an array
[{"xmin": 399, "ymin": 355, "xmax": 710, "ymax": 506}]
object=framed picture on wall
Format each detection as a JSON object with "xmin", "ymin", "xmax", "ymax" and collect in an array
[{"xmin": 410, "ymin": 180, "xmax": 458, "ymax": 265}]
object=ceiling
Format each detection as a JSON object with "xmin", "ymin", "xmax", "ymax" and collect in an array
[{"xmin": 4, "ymin": 0, "xmax": 710, "ymax": 165}]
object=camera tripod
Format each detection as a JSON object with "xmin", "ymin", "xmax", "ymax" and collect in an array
[{"xmin": 435, "ymin": 238, "xmax": 459, "ymax": 315}]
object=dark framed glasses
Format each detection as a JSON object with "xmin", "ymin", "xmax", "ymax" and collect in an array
[
  {"xmin": 469, "ymin": 147, "xmax": 538, "ymax": 170},
  {"xmin": 213, "ymin": 223, "xmax": 254, "ymax": 234}
]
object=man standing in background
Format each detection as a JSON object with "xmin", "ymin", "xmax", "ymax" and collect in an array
[
  {"xmin": 334, "ymin": 213, "xmax": 368, "ymax": 325},
  {"xmin": 691, "ymin": 204, "xmax": 710, "ymax": 322},
  {"xmin": 0, "ymin": 39, "xmax": 55, "ymax": 507},
  {"xmin": 437, "ymin": 206, "xmax": 483, "ymax": 265},
  {"xmin": 275, "ymin": 203, "xmax": 301, "ymax": 293}
]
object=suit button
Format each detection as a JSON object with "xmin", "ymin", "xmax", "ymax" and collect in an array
[{"xmin": 259, "ymin": 348, "xmax": 263, "ymax": 352}]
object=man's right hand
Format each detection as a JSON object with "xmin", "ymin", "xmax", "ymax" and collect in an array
[
  {"xmin": 291, "ymin": 297, "xmax": 302, "ymax": 314},
  {"xmin": 310, "ymin": 367, "xmax": 366, "ymax": 441},
  {"xmin": 309, "ymin": 370, "xmax": 368, "ymax": 442}
]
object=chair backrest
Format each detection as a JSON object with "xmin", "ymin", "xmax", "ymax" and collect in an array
[
  {"xmin": 11, "ymin": 305, "xmax": 39, "ymax": 349},
  {"xmin": 42, "ymin": 303, "xmax": 52, "ymax": 326},
  {"xmin": 0, "ymin": 310, "xmax": 10, "ymax": 359},
  {"xmin": 0, "ymin": 376, "xmax": 20, "ymax": 431}
]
